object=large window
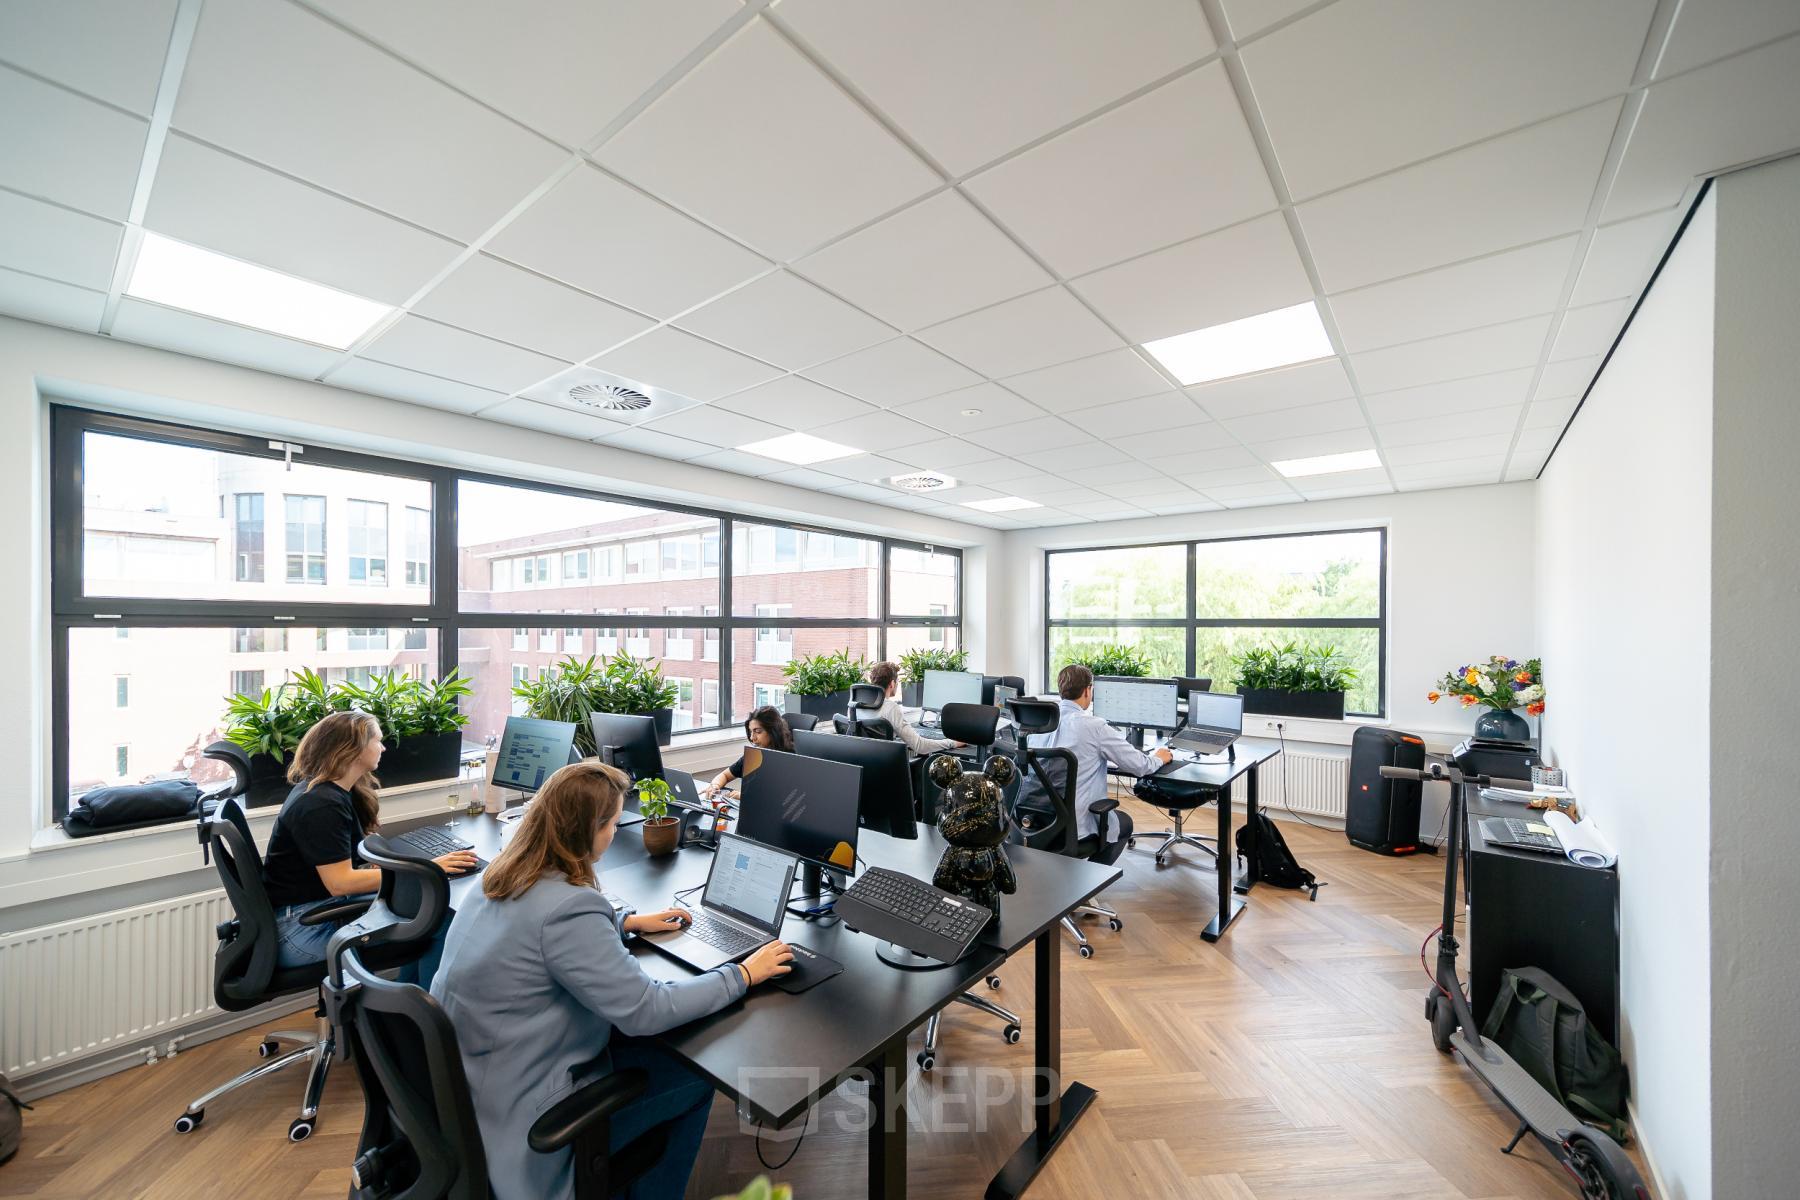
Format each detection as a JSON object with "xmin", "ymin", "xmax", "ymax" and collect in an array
[
  {"xmin": 51, "ymin": 409, "xmax": 961, "ymax": 820},
  {"xmin": 1045, "ymin": 529, "xmax": 1386, "ymax": 716}
]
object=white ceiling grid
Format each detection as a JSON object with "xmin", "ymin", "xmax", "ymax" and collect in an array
[{"xmin": 2, "ymin": 0, "xmax": 1797, "ymax": 527}]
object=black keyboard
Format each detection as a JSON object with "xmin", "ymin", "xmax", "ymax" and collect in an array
[
  {"xmin": 833, "ymin": 867, "xmax": 991, "ymax": 964},
  {"xmin": 396, "ymin": 826, "xmax": 488, "ymax": 874},
  {"xmin": 1481, "ymin": 817, "xmax": 1563, "ymax": 855},
  {"xmin": 684, "ymin": 913, "xmax": 767, "ymax": 957}
]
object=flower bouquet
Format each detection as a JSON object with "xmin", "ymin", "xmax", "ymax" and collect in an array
[{"xmin": 1430, "ymin": 657, "xmax": 1543, "ymax": 740}]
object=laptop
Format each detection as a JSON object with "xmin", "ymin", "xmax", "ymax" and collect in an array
[
  {"xmin": 1168, "ymin": 690, "xmax": 1244, "ymax": 756},
  {"xmin": 642, "ymin": 833, "xmax": 798, "ymax": 973}
]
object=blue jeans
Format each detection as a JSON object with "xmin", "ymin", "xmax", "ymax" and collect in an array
[
  {"xmin": 606, "ymin": 1039, "xmax": 716, "ymax": 1200},
  {"xmin": 273, "ymin": 894, "xmax": 448, "ymax": 988}
]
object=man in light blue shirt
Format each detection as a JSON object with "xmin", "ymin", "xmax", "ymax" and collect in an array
[{"xmin": 1027, "ymin": 664, "xmax": 1172, "ymax": 843}]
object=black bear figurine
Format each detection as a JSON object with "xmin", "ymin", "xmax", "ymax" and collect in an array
[{"xmin": 930, "ymin": 753, "xmax": 1018, "ymax": 920}]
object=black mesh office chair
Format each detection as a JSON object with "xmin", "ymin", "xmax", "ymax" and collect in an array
[
  {"xmin": 172, "ymin": 796, "xmax": 374, "ymax": 1141},
  {"xmin": 783, "ymin": 711, "xmax": 820, "ymax": 733},
  {"xmin": 1009, "ymin": 700, "xmax": 1130, "ymax": 959},
  {"xmin": 833, "ymin": 683, "xmax": 894, "ymax": 739},
  {"xmin": 325, "ymin": 837, "xmax": 666, "ymax": 1200},
  {"xmin": 916, "ymin": 703, "xmax": 1020, "ymax": 1072}
]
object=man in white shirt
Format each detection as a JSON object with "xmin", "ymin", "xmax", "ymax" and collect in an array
[
  {"xmin": 1027, "ymin": 664, "xmax": 1171, "ymax": 843},
  {"xmin": 868, "ymin": 661, "xmax": 965, "ymax": 756}
]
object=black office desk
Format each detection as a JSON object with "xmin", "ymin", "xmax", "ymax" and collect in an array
[
  {"xmin": 410, "ymin": 810, "xmax": 1119, "ymax": 1199},
  {"xmin": 1114, "ymin": 737, "xmax": 1282, "ymax": 942}
]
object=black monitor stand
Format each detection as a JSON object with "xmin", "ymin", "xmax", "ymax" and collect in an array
[{"xmin": 789, "ymin": 861, "xmax": 843, "ymax": 912}]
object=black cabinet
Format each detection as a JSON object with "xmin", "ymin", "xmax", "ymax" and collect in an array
[{"xmin": 1466, "ymin": 794, "xmax": 1620, "ymax": 1043}]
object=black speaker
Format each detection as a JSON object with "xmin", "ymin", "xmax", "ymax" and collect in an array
[{"xmin": 1345, "ymin": 726, "xmax": 1426, "ymax": 855}]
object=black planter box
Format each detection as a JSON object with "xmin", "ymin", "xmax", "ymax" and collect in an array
[
  {"xmin": 246, "ymin": 751, "xmax": 296, "ymax": 808},
  {"xmin": 644, "ymin": 707, "xmax": 674, "ymax": 747},
  {"xmin": 1238, "ymin": 687, "xmax": 1346, "ymax": 721},
  {"xmin": 788, "ymin": 689, "xmax": 851, "ymax": 724},
  {"xmin": 378, "ymin": 731, "xmax": 465, "ymax": 787},
  {"xmin": 901, "ymin": 681, "xmax": 922, "ymax": 707}
]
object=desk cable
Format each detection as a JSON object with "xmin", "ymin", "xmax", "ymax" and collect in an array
[
  {"xmin": 1269, "ymin": 725, "xmax": 1330, "ymax": 832},
  {"xmin": 755, "ymin": 1119, "xmax": 805, "ymax": 1170}
]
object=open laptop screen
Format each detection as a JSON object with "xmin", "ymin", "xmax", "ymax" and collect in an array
[
  {"xmin": 703, "ymin": 834, "xmax": 794, "ymax": 931},
  {"xmin": 1187, "ymin": 691, "xmax": 1245, "ymax": 735}
]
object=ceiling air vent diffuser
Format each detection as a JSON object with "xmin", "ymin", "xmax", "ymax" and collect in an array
[
  {"xmin": 568, "ymin": 383, "xmax": 651, "ymax": 412},
  {"xmin": 889, "ymin": 471, "xmax": 957, "ymax": 491}
]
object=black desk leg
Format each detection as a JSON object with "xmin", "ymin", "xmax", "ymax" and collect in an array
[
  {"xmin": 1235, "ymin": 762, "xmax": 1260, "ymax": 896},
  {"xmin": 986, "ymin": 928, "xmax": 1096, "ymax": 1200},
  {"xmin": 1202, "ymin": 777, "xmax": 1246, "ymax": 942},
  {"xmin": 868, "ymin": 1033, "xmax": 907, "ymax": 1199}
]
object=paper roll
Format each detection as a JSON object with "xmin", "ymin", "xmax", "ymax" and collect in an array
[{"xmin": 1544, "ymin": 810, "xmax": 1616, "ymax": 869}]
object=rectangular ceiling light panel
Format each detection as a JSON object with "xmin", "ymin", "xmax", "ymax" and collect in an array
[
  {"xmin": 126, "ymin": 232, "xmax": 393, "ymax": 349},
  {"xmin": 1143, "ymin": 301, "xmax": 1334, "ymax": 386}
]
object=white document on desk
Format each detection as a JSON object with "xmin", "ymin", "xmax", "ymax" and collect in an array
[{"xmin": 1543, "ymin": 810, "xmax": 1616, "ymax": 869}]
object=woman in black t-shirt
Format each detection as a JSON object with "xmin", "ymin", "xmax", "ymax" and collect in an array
[
  {"xmin": 264, "ymin": 711, "xmax": 475, "ymax": 968},
  {"xmin": 699, "ymin": 705, "xmax": 794, "ymax": 799}
]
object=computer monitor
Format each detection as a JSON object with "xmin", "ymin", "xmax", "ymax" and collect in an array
[
  {"xmin": 488, "ymin": 716, "xmax": 578, "ymax": 794},
  {"xmin": 735, "ymin": 746, "xmax": 862, "ymax": 875},
  {"xmin": 921, "ymin": 669, "xmax": 983, "ymax": 711},
  {"xmin": 1175, "ymin": 675, "xmax": 1213, "ymax": 700},
  {"xmin": 979, "ymin": 675, "xmax": 1000, "ymax": 705},
  {"xmin": 792, "ymin": 728, "xmax": 917, "ymax": 840},
  {"xmin": 1186, "ymin": 690, "xmax": 1244, "ymax": 735},
  {"xmin": 1091, "ymin": 676, "xmax": 1180, "ymax": 729},
  {"xmin": 590, "ymin": 713, "xmax": 665, "ymax": 784},
  {"xmin": 992, "ymin": 684, "xmax": 1019, "ymax": 711}
]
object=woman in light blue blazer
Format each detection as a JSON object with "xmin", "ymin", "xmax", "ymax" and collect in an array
[{"xmin": 432, "ymin": 761, "xmax": 794, "ymax": 1200}]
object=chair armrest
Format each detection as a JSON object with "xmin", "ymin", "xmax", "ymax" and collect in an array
[
  {"xmin": 297, "ymin": 896, "xmax": 374, "ymax": 927},
  {"xmin": 1087, "ymin": 796, "xmax": 1120, "ymax": 817},
  {"xmin": 527, "ymin": 1068, "xmax": 649, "ymax": 1154}
]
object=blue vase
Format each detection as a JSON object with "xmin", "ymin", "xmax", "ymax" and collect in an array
[{"xmin": 1475, "ymin": 707, "xmax": 1531, "ymax": 742}]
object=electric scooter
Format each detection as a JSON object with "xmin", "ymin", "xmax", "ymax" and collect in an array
[{"xmin": 1380, "ymin": 758, "xmax": 1651, "ymax": 1200}]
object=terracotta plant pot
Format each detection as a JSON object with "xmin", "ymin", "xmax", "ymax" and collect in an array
[{"xmin": 641, "ymin": 816, "xmax": 682, "ymax": 856}]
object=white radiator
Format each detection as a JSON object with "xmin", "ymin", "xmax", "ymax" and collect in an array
[
  {"xmin": 1234, "ymin": 750, "xmax": 1350, "ymax": 821},
  {"xmin": 0, "ymin": 890, "xmax": 231, "ymax": 1081}
]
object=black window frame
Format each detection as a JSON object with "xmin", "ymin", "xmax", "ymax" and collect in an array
[
  {"xmin": 49, "ymin": 406, "xmax": 962, "ymax": 821},
  {"xmin": 1043, "ymin": 527, "xmax": 1388, "ymax": 718}
]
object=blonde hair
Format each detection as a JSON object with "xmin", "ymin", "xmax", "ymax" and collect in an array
[
  {"xmin": 288, "ymin": 710, "xmax": 383, "ymax": 834},
  {"xmin": 483, "ymin": 761, "xmax": 628, "ymax": 901}
]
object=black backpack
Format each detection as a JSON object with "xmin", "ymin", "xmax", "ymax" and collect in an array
[
  {"xmin": 1481, "ymin": 966, "xmax": 1630, "ymax": 1141},
  {"xmin": 0, "ymin": 1069, "xmax": 29, "ymax": 1165},
  {"xmin": 1237, "ymin": 811, "xmax": 1321, "ymax": 899}
]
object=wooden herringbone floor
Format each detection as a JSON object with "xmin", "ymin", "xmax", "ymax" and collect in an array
[{"xmin": 1, "ymin": 799, "xmax": 1637, "ymax": 1199}]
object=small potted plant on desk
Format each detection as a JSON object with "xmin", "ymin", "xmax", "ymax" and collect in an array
[
  {"xmin": 1232, "ymin": 640, "xmax": 1358, "ymax": 720},
  {"xmin": 781, "ymin": 649, "xmax": 870, "ymax": 723},
  {"xmin": 636, "ymin": 776, "xmax": 680, "ymax": 856},
  {"xmin": 896, "ymin": 646, "xmax": 970, "ymax": 706}
]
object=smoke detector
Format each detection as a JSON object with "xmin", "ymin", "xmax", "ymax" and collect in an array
[
  {"xmin": 567, "ymin": 382, "xmax": 652, "ymax": 412},
  {"xmin": 889, "ymin": 471, "xmax": 957, "ymax": 492}
]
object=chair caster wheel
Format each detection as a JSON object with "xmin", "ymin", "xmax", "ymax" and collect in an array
[
  {"xmin": 1127, "ymin": 836, "xmax": 1137, "ymax": 847},
  {"xmin": 1003, "ymin": 1024, "xmax": 1022, "ymax": 1044},
  {"xmin": 1077, "ymin": 943, "xmax": 1094, "ymax": 959},
  {"xmin": 986, "ymin": 975, "xmax": 1002, "ymax": 990},
  {"xmin": 288, "ymin": 1118, "xmax": 314, "ymax": 1142},
  {"xmin": 173, "ymin": 1110, "xmax": 203, "ymax": 1134},
  {"xmin": 1154, "ymin": 854, "xmax": 1166, "ymax": 866},
  {"xmin": 257, "ymin": 1038, "xmax": 280, "ymax": 1059},
  {"xmin": 915, "ymin": 1052, "xmax": 934, "ymax": 1073},
  {"xmin": 1107, "ymin": 917, "xmax": 1123, "ymax": 931}
]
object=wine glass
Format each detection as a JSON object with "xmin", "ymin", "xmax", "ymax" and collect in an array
[{"xmin": 446, "ymin": 788, "xmax": 462, "ymax": 829}]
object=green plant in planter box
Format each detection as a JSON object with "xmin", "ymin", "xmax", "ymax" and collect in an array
[
  {"xmin": 222, "ymin": 666, "xmax": 336, "ymax": 759},
  {"xmin": 896, "ymin": 646, "xmax": 969, "ymax": 685},
  {"xmin": 513, "ymin": 655, "xmax": 610, "ymax": 758},
  {"xmin": 1066, "ymin": 642, "xmax": 1153, "ymax": 678},
  {"xmin": 599, "ymin": 653, "xmax": 679, "ymax": 715},
  {"xmin": 409, "ymin": 670, "xmax": 474, "ymax": 735},
  {"xmin": 333, "ymin": 670, "xmax": 474, "ymax": 739},
  {"xmin": 782, "ymin": 650, "xmax": 870, "ymax": 696},
  {"xmin": 1231, "ymin": 641, "xmax": 1359, "ymax": 693}
]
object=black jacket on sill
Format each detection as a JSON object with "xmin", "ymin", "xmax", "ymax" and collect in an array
[{"xmin": 62, "ymin": 779, "xmax": 203, "ymax": 838}]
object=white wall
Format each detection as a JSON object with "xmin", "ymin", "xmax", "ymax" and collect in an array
[
  {"xmin": 0, "ymin": 317, "xmax": 1002, "ymax": 874},
  {"xmin": 1705, "ymin": 154, "xmax": 1800, "ymax": 1199},
  {"xmin": 999, "ymin": 483, "xmax": 1539, "ymax": 740},
  {"xmin": 1537, "ymin": 192, "xmax": 1716, "ymax": 1199}
]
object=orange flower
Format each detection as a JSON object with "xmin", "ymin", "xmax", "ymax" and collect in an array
[
  {"xmin": 1526, "ymin": 701, "xmax": 1546, "ymax": 716},
  {"xmin": 1460, "ymin": 695, "xmax": 1477, "ymax": 707},
  {"xmin": 1427, "ymin": 691, "xmax": 1441, "ymax": 703},
  {"xmin": 1514, "ymin": 671, "xmax": 1532, "ymax": 685}
]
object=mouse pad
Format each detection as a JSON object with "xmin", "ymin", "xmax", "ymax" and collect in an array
[{"xmin": 771, "ymin": 942, "xmax": 843, "ymax": 994}]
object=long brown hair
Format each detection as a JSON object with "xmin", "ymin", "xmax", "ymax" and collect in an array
[
  {"xmin": 288, "ymin": 710, "xmax": 383, "ymax": 834},
  {"xmin": 745, "ymin": 705, "xmax": 795, "ymax": 753},
  {"xmin": 483, "ymin": 761, "xmax": 627, "ymax": 901}
]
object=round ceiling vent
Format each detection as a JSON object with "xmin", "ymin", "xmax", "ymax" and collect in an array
[
  {"xmin": 889, "ymin": 471, "xmax": 957, "ymax": 492},
  {"xmin": 568, "ymin": 382, "xmax": 652, "ymax": 412}
]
